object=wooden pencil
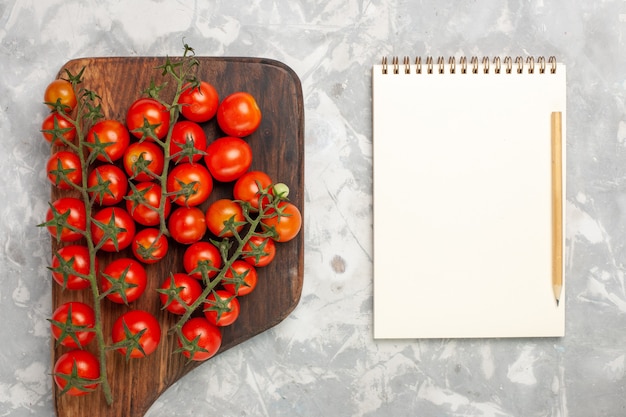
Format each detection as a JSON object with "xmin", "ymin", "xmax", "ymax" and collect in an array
[{"xmin": 551, "ymin": 111, "xmax": 563, "ymax": 306}]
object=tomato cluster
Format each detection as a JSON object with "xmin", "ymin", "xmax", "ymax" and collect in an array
[{"xmin": 41, "ymin": 60, "xmax": 302, "ymax": 400}]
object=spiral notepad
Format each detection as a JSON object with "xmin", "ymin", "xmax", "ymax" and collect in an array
[{"xmin": 372, "ymin": 55, "xmax": 566, "ymax": 339}]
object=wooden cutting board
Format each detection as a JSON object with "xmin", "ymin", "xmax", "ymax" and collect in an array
[{"xmin": 50, "ymin": 57, "xmax": 304, "ymax": 417}]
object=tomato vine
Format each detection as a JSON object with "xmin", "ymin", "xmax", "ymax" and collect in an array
[{"xmin": 39, "ymin": 44, "xmax": 302, "ymax": 406}]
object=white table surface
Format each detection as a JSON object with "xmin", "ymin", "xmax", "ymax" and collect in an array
[{"xmin": 1, "ymin": 1, "xmax": 625, "ymax": 416}]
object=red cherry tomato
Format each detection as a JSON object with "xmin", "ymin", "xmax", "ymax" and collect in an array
[
  {"xmin": 168, "ymin": 206, "xmax": 206, "ymax": 244},
  {"xmin": 222, "ymin": 260, "xmax": 258, "ymax": 296},
  {"xmin": 166, "ymin": 163, "xmax": 213, "ymax": 206},
  {"xmin": 111, "ymin": 310, "xmax": 161, "ymax": 358},
  {"xmin": 261, "ymin": 201, "xmax": 302, "ymax": 242},
  {"xmin": 183, "ymin": 241, "xmax": 222, "ymax": 280},
  {"xmin": 44, "ymin": 79, "xmax": 76, "ymax": 113},
  {"xmin": 233, "ymin": 170, "xmax": 273, "ymax": 210},
  {"xmin": 122, "ymin": 140, "xmax": 165, "ymax": 181},
  {"xmin": 241, "ymin": 235, "xmax": 276, "ymax": 267},
  {"xmin": 216, "ymin": 92, "xmax": 262, "ymax": 137},
  {"xmin": 178, "ymin": 81, "xmax": 219, "ymax": 123},
  {"xmin": 125, "ymin": 181, "xmax": 171, "ymax": 226},
  {"xmin": 53, "ymin": 350, "xmax": 100, "ymax": 396},
  {"xmin": 101, "ymin": 258, "xmax": 147, "ymax": 304},
  {"xmin": 170, "ymin": 121, "xmax": 207, "ymax": 163},
  {"xmin": 177, "ymin": 317, "xmax": 222, "ymax": 361},
  {"xmin": 91, "ymin": 207, "xmax": 136, "ymax": 252},
  {"xmin": 50, "ymin": 302, "xmax": 96, "ymax": 348},
  {"xmin": 205, "ymin": 199, "xmax": 245, "ymax": 238},
  {"xmin": 41, "ymin": 112, "xmax": 76, "ymax": 145},
  {"xmin": 203, "ymin": 290, "xmax": 240, "ymax": 327},
  {"xmin": 50, "ymin": 245, "xmax": 97, "ymax": 290},
  {"xmin": 46, "ymin": 151, "xmax": 82, "ymax": 190},
  {"xmin": 126, "ymin": 97, "xmax": 170, "ymax": 141},
  {"xmin": 131, "ymin": 228, "xmax": 169, "ymax": 264},
  {"xmin": 87, "ymin": 164, "xmax": 128, "ymax": 206},
  {"xmin": 158, "ymin": 273, "xmax": 203, "ymax": 315},
  {"xmin": 86, "ymin": 119, "xmax": 130, "ymax": 162},
  {"xmin": 204, "ymin": 136, "xmax": 252, "ymax": 182},
  {"xmin": 45, "ymin": 197, "xmax": 87, "ymax": 243}
]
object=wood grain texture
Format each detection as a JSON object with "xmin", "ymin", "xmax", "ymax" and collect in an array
[{"xmin": 50, "ymin": 57, "xmax": 304, "ymax": 417}]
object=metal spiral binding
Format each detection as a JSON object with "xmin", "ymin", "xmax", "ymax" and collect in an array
[{"xmin": 381, "ymin": 56, "xmax": 557, "ymax": 75}]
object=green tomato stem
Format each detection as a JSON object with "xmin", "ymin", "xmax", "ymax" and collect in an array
[{"xmin": 67, "ymin": 74, "xmax": 114, "ymax": 405}]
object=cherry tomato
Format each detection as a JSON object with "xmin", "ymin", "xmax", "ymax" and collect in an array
[
  {"xmin": 205, "ymin": 199, "xmax": 245, "ymax": 238},
  {"xmin": 233, "ymin": 170, "xmax": 273, "ymax": 210},
  {"xmin": 261, "ymin": 201, "xmax": 302, "ymax": 242},
  {"xmin": 166, "ymin": 163, "xmax": 213, "ymax": 206},
  {"xmin": 50, "ymin": 301, "xmax": 96, "ymax": 348},
  {"xmin": 91, "ymin": 207, "xmax": 136, "ymax": 252},
  {"xmin": 125, "ymin": 182, "xmax": 171, "ymax": 226},
  {"xmin": 222, "ymin": 260, "xmax": 258, "ymax": 296},
  {"xmin": 168, "ymin": 206, "xmax": 206, "ymax": 244},
  {"xmin": 87, "ymin": 164, "xmax": 128, "ymax": 206},
  {"xmin": 170, "ymin": 121, "xmax": 207, "ymax": 163},
  {"xmin": 203, "ymin": 290, "xmax": 240, "ymax": 327},
  {"xmin": 50, "ymin": 245, "xmax": 97, "ymax": 290},
  {"xmin": 122, "ymin": 140, "xmax": 165, "ymax": 181},
  {"xmin": 177, "ymin": 317, "xmax": 222, "ymax": 361},
  {"xmin": 45, "ymin": 197, "xmax": 86, "ymax": 242},
  {"xmin": 100, "ymin": 258, "xmax": 147, "ymax": 304},
  {"xmin": 53, "ymin": 350, "xmax": 100, "ymax": 396},
  {"xmin": 44, "ymin": 79, "xmax": 76, "ymax": 113},
  {"xmin": 183, "ymin": 241, "xmax": 222, "ymax": 280},
  {"xmin": 158, "ymin": 273, "xmax": 203, "ymax": 315},
  {"xmin": 41, "ymin": 112, "xmax": 76, "ymax": 145},
  {"xmin": 111, "ymin": 310, "xmax": 161, "ymax": 358},
  {"xmin": 178, "ymin": 81, "xmax": 219, "ymax": 123},
  {"xmin": 241, "ymin": 235, "xmax": 276, "ymax": 267},
  {"xmin": 126, "ymin": 98, "xmax": 170, "ymax": 141},
  {"xmin": 204, "ymin": 136, "xmax": 252, "ymax": 182},
  {"xmin": 86, "ymin": 119, "xmax": 130, "ymax": 162},
  {"xmin": 216, "ymin": 92, "xmax": 262, "ymax": 137},
  {"xmin": 131, "ymin": 228, "xmax": 169, "ymax": 264},
  {"xmin": 46, "ymin": 151, "xmax": 82, "ymax": 190}
]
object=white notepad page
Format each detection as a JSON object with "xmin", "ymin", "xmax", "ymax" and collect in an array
[{"xmin": 372, "ymin": 58, "xmax": 566, "ymax": 339}]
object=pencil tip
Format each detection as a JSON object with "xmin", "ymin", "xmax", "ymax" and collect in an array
[{"xmin": 556, "ymin": 299, "xmax": 560, "ymax": 307}]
